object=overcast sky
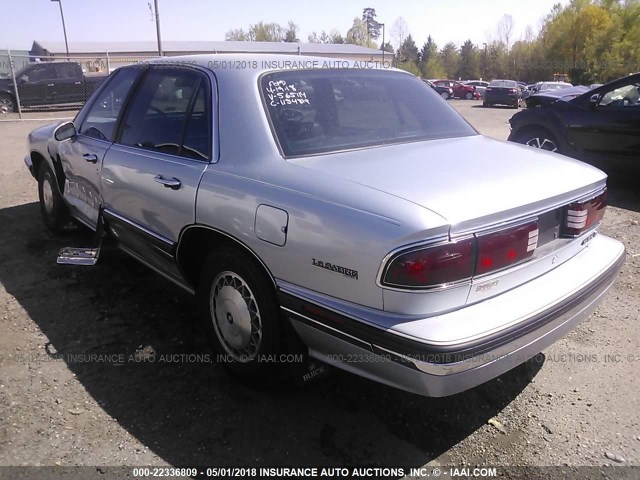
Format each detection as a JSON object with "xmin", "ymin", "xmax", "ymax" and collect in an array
[{"xmin": 1, "ymin": 0, "xmax": 568, "ymax": 51}]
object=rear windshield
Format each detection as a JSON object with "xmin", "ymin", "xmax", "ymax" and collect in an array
[
  {"xmin": 544, "ymin": 83, "xmax": 572, "ymax": 90},
  {"xmin": 489, "ymin": 80, "xmax": 517, "ymax": 88},
  {"xmin": 261, "ymin": 69, "xmax": 476, "ymax": 157}
]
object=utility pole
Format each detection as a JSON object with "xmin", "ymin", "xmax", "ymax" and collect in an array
[
  {"xmin": 51, "ymin": 0, "xmax": 69, "ymax": 58},
  {"xmin": 154, "ymin": 0, "xmax": 163, "ymax": 56}
]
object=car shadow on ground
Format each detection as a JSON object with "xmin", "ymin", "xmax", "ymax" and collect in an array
[{"xmin": 0, "ymin": 202, "xmax": 542, "ymax": 468}]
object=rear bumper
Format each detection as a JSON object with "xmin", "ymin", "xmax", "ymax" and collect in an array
[{"xmin": 280, "ymin": 234, "xmax": 625, "ymax": 397}]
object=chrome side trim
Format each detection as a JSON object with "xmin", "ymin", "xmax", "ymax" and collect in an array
[
  {"xmin": 103, "ymin": 208, "xmax": 174, "ymax": 248},
  {"xmin": 281, "ymin": 306, "xmax": 371, "ymax": 351}
]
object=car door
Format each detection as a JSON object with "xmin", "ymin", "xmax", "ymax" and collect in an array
[
  {"xmin": 17, "ymin": 63, "xmax": 56, "ymax": 106},
  {"xmin": 567, "ymin": 78, "xmax": 640, "ymax": 162},
  {"xmin": 100, "ymin": 66, "xmax": 212, "ymax": 281},
  {"xmin": 58, "ymin": 67, "xmax": 142, "ymax": 227},
  {"xmin": 51, "ymin": 62, "xmax": 83, "ymax": 104}
]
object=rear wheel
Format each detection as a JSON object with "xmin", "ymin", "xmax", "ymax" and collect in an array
[
  {"xmin": 198, "ymin": 247, "xmax": 283, "ymax": 379},
  {"xmin": 440, "ymin": 91, "xmax": 449, "ymax": 100},
  {"xmin": 465, "ymin": 91, "xmax": 474, "ymax": 100},
  {"xmin": 513, "ymin": 128, "xmax": 560, "ymax": 153},
  {"xmin": 0, "ymin": 93, "xmax": 16, "ymax": 113},
  {"xmin": 37, "ymin": 163, "xmax": 69, "ymax": 234},
  {"xmin": 483, "ymin": 101, "xmax": 490, "ymax": 107}
]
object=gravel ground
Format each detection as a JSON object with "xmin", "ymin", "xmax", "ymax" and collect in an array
[{"xmin": 0, "ymin": 101, "xmax": 638, "ymax": 477}]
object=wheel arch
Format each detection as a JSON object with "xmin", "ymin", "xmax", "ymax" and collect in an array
[
  {"xmin": 32, "ymin": 150, "xmax": 66, "ymax": 193},
  {"xmin": 176, "ymin": 225, "xmax": 277, "ymax": 292}
]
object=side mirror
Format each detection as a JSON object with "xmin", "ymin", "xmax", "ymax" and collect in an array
[
  {"xmin": 18, "ymin": 75, "xmax": 28, "ymax": 84},
  {"xmin": 589, "ymin": 93, "xmax": 600, "ymax": 107},
  {"xmin": 54, "ymin": 121, "xmax": 77, "ymax": 141}
]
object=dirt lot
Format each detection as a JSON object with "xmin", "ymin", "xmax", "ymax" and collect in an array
[{"xmin": 0, "ymin": 101, "xmax": 639, "ymax": 477}]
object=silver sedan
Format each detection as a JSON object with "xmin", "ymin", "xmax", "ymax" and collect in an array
[{"xmin": 25, "ymin": 54, "xmax": 624, "ymax": 397}]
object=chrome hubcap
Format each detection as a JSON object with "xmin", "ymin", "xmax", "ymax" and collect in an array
[
  {"xmin": 525, "ymin": 137, "xmax": 558, "ymax": 152},
  {"xmin": 210, "ymin": 271, "xmax": 262, "ymax": 362},
  {"xmin": 42, "ymin": 177, "xmax": 54, "ymax": 214}
]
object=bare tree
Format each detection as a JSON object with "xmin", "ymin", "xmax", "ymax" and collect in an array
[
  {"xmin": 497, "ymin": 14, "xmax": 514, "ymax": 52},
  {"xmin": 391, "ymin": 17, "xmax": 409, "ymax": 51},
  {"xmin": 524, "ymin": 24, "xmax": 535, "ymax": 43},
  {"xmin": 497, "ymin": 14, "xmax": 514, "ymax": 75}
]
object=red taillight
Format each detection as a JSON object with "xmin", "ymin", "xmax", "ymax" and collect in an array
[
  {"xmin": 562, "ymin": 191, "xmax": 607, "ymax": 237},
  {"xmin": 475, "ymin": 221, "xmax": 539, "ymax": 276},
  {"xmin": 382, "ymin": 238, "xmax": 474, "ymax": 288}
]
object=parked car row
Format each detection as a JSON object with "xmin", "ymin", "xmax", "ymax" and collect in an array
[
  {"xmin": 432, "ymin": 79, "xmax": 480, "ymax": 100},
  {"xmin": 423, "ymin": 79, "xmax": 454, "ymax": 99}
]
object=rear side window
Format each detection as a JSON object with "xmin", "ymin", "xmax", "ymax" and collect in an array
[
  {"xmin": 119, "ymin": 67, "xmax": 210, "ymax": 160},
  {"xmin": 80, "ymin": 67, "xmax": 140, "ymax": 142},
  {"xmin": 55, "ymin": 63, "xmax": 79, "ymax": 78},
  {"xmin": 261, "ymin": 69, "xmax": 475, "ymax": 157}
]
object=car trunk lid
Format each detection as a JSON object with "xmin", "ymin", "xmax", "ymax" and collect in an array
[{"xmin": 292, "ymin": 135, "xmax": 607, "ymax": 235}]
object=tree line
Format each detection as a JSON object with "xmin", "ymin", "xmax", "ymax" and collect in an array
[{"xmin": 226, "ymin": 0, "xmax": 639, "ymax": 84}]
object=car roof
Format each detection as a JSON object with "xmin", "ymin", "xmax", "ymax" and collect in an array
[{"xmin": 141, "ymin": 53, "xmax": 401, "ymax": 79}]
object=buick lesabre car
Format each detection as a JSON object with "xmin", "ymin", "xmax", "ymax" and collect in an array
[{"xmin": 25, "ymin": 55, "xmax": 624, "ymax": 397}]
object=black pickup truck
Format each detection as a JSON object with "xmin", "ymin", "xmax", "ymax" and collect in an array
[{"xmin": 0, "ymin": 61, "xmax": 107, "ymax": 112}]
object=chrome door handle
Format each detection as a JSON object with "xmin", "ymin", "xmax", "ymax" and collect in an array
[
  {"xmin": 74, "ymin": 81, "xmax": 81, "ymax": 85},
  {"xmin": 47, "ymin": 83, "xmax": 54, "ymax": 87},
  {"xmin": 82, "ymin": 153, "xmax": 98, "ymax": 163},
  {"xmin": 154, "ymin": 175, "xmax": 181, "ymax": 190}
]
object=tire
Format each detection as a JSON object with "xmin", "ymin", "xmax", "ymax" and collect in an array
[
  {"xmin": 483, "ymin": 101, "xmax": 490, "ymax": 107},
  {"xmin": 512, "ymin": 128, "xmax": 561, "ymax": 153},
  {"xmin": 440, "ymin": 91, "xmax": 449, "ymax": 100},
  {"xmin": 0, "ymin": 93, "xmax": 16, "ymax": 113},
  {"xmin": 37, "ymin": 163, "xmax": 69, "ymax": 234},
  {"xmin": 465, "ymin": 92, "xmax": 474, "ymax": 100},
  {"xmin": 198, "ymin": 247, "xmax": 283, "ymax": 379}
]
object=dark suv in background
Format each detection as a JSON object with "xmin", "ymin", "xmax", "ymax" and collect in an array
[{"xmin": 508, "ymin": 73, "xmax": 640, "ymax": 171}]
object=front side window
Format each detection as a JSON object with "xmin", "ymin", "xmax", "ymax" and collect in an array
[
  {"xmin": 119, "ymin": 67, "xmax": 210, "ymax": 160},
  {"xmin": 262, "ymin": 69, "xmax": 476, "ymax": 157},
  {"xmin": 599, "ymin": 82, "xmax": 640, "ymax": 108},
  {"xmin": 80, "ymin": 67, "xmax": 141, "ymax": 141},
  {"xmin": 26, "ymin": 64, "xmax": 55, "ymax": 82}
]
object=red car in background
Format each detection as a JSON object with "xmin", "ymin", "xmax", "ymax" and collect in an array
[{"xmin": 433, "ymin": 80, "xmax": 478, "ymax": 99}]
